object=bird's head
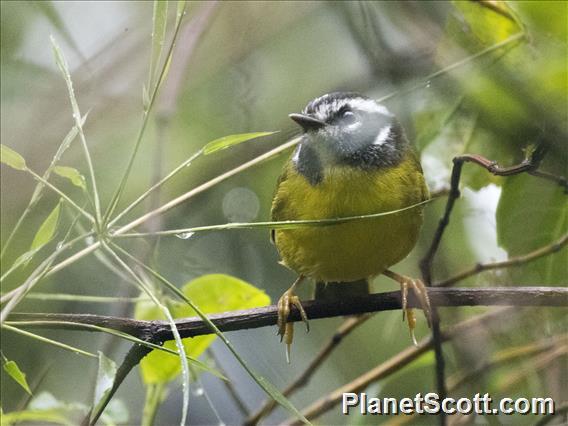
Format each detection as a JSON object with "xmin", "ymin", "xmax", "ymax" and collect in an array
[{"xmin": 289, "ymin": 92, "xmax": 408, "ymax": 184}]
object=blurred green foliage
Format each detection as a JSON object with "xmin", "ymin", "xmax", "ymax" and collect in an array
[{"xmin": 1, "ymin": 1, "xmax": 566, "ymax": 425}]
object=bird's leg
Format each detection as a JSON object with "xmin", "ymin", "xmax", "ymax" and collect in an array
[
  {"xmin": 383, "ymin": 270, "xmax": 432, "ymax": 346},
  {"xmin": 277, "ymin": 275, "xmax": 308, "ymax": 362}
]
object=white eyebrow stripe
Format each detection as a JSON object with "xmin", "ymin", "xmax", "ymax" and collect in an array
[
  {"xmin": 373, "ymin": 125, "xmax": 392, "ymax": 145},
  {"xmin": 349, "ymin": 99, "xmax": 393, "ymax": 116}
]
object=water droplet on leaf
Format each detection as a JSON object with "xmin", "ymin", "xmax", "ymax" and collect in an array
[
  {"xmin": 192, "ymin": 385, "xmax": 204, "ymax": 396},
  {"xmin": 176, "ymin": 232, "xmax": 195, "ymax": 240}
]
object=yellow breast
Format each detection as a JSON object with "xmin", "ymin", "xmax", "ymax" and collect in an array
[{"xmin": 271, "ymin": 152, "xmax": 428, "ymax": 282}]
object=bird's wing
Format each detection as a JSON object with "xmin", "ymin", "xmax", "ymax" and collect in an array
[{"xmin": 270, "ymin": 163, "xmax": 292, "ymax": 244}]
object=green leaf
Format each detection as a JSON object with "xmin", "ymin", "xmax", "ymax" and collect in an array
[
  {"xmin": 1, "ymin": 144, "xmax": 27, "ymax": 170},
  {"xmin": 496, "ymin": 174, "xmax": 567, "ymax": 284},
  {"xmin": 53, "ymin": 166, "xmax": 86, "ymax": 190},
  {"xmin": 451, "ymin": 0, "xmax": 523, "ymax": 48},
  {"xmin": 148, "ymin": 0, "xmax": 168, "ymax": 90},
  {"xmin": 203, "ymin": 132, "xmax": 278, "ymax": 155},
  {"xmin": 136, "ymin": 274, "xmax": 270, "ymax": 384},
  {"xmin": 3, "ymin": 360, "xmax": 32, "ymax": 394},
  {"xmin": 91, "ymin": 352, "xmax": 117, "ymax": 423},
  {"xmin": 30, "ymin": 202, "xmax": 61, "ymax": 251}
]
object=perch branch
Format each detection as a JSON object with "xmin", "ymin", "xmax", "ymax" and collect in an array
[{"xmin": 7, "ymin": 287, "xmax": 567, "ymax": 341}]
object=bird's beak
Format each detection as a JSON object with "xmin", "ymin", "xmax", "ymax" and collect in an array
[{"xmin": 289, "ymin": 113, "xmax": 326, "ymax": 132}]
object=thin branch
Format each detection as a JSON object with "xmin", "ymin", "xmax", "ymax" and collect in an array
[
  {"xmin": 207, "ymin": 349, "xmax": 251, "ymax": 417},
  {"xmin": 25, "ymin": 168, "xmax": 94, "ymax": 223},
  {"xmin": 0, "ymin": 115, "xmax": 86, "ymax": 260},
  {"xmin": 498, "ymin": 344, "xmax": 568, "ymax": 392},
  {"xmin": 376, "ymin": 32, "xmax": 526, "ymax": 104},
  {"xmin": 0, "ymin": 229, "xmax": 93, "ymax": 321},
  {"xmin": 420, "ymin": 144, "xmax": 547, "ymax": 426},
  {"xmin": 2, "ymin": 323, "xmax": 97, "ymax": 358},
  {"xmin": 437, "ymin": 233, "xmax": 568, "ymax": 287},
  {"xmin": 109, "ymin": 2, "xmax": 219, "ymax": 228},
  {"xmin": 16, "ymin": 137, "xmax": 300, "ymax": 286},
  {"xmin": 386, "ymin": 336, "xmax": 566, "ymax": 426},
  {"xmin": 281, "ymin": 307, "xmax": 517, "ymax": 425},
  {"xmin": 103, "ymin": 2, "xmax": 188, "ymax": 223},
  {"xmin": 245, "ymin": 314, "xmax": 372, "ymax": 425},
  {"xmin": 528, "ymin": 169, "xmax": 568, "ymax": 192},
  {"xmin": 447, "ymin": 336, "xmax": 566, "ymax": 391},
  {"xmin": 114, "ymin": 198, "xmax": 434, "ymax": 238},
  {"xmin": 7, "ymin": 287, "xmax": 567, "ymax": 341},
  {"xmin": 418, "ymin": 146, "xmax": 552, "ymax": 419},
  {"xmin": 110, "ymin": 137, "xmax": 300, "ymax": 236},
  {"xmin": 420, "ymin": 147, "xmax": 549, "ymax": 285}
]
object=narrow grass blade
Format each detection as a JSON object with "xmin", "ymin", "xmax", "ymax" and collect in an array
[
  {"xmin": 203, "ymin": 132, "xmax": 279, "ymax": 155},
  {"xmin": 1, "ymin": 115, "xmax": 86, "ymax": 261},
  {"xmin": 148, "ymin": 1, "xmax": 169, "ymax": 94},
  {"xmin": 103, "ymin": 1, "xmax": 188, "ymax": 224},
  {"xmin": 50, "ymin": 36, "xmax": 101, "ymax": 225},
  {"xmin": 112, "ymin": 244, "xmax": 311, "ymax": 425},
  {"xmin": 2, "ymin": 324, "xmax": 97, "ymax": 358},
  {"xmin": 101, "ymin": 245, "xmax": 190, "ymax": 426},
  {"xmin": 108, "ymin": 149, "xmax": 204, "ymax": 227}
]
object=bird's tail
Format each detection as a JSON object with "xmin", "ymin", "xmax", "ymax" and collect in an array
[{"xmin": 314, "ymin": 279, "xmax": 369, "ymax": 301}]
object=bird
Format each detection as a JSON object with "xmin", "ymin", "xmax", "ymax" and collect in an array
[{"xmin": 270, "ymin": 92, "xmax": 432, "ymax": 361}]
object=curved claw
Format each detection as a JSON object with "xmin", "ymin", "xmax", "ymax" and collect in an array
[
  {"xmin": 276, "ymin": 276, "xmax": 308, "ymax": 362},
  {"xmin": 384, "ymin": 270, "xmax": 433, "ymax": 344}
]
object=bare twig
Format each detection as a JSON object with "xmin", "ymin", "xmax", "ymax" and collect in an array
[
  {"xmin": 528, "ymin": 169, "xmax": 568, "ymax": 192},
  {"xmin": 418, "ymin": 146, "xmax": 552, "ymax": 420},
  {"xmin": 420, "ymin": 147, "xmax": 549, "ymax": 286},
  {"xmin": 281, "ymin": 308, "xmax": 517, "ymax": 425},
  {"xmin": 387, "ymin": 336, "xmax": 567, "ymax": 426},
  {"xmin": 448, "ymin": 337, "xmax": 567, "ymax": 391},
  {"xmin": 437, "ymin": 233, "xmax": 568, "ymax": 287},
  {"xmin": 207, "ymin": 349, "xmax": 251, "ymax": 417},
  {"xmin": 498, "ymin": 344, "xmax": 568, "ymax": 392},
  {"xmin": 245, "ymin": 314, "xmax": 373, "ymax": 425}
]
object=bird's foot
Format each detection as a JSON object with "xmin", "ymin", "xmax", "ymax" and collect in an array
[
  {"xmin": 384, "ymin": 270, "xmax": 432, "ymax": 346},
  {"xmin": 277, "ymin": 276, "xmax": 308, "ymax": 363}
]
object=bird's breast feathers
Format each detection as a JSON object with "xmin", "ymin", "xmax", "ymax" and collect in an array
[{"xmin": 271, "ymin": 151, "xmax": 428, "ymax": 282}]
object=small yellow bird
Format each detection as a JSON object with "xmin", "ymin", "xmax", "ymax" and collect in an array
[{"xmin": 271, "ymin": 92, "xmax": 431, "ymax": 359}]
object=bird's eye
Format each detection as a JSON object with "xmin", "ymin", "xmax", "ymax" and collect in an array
[{"xmin": 341, "ymin": 110, "xmax": 356, "ymax": 124}]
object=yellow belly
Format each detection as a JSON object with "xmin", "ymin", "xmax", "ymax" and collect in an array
[{"xmin": 271, "ymin": 154, "xmax": 428, "ymax": 282}]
